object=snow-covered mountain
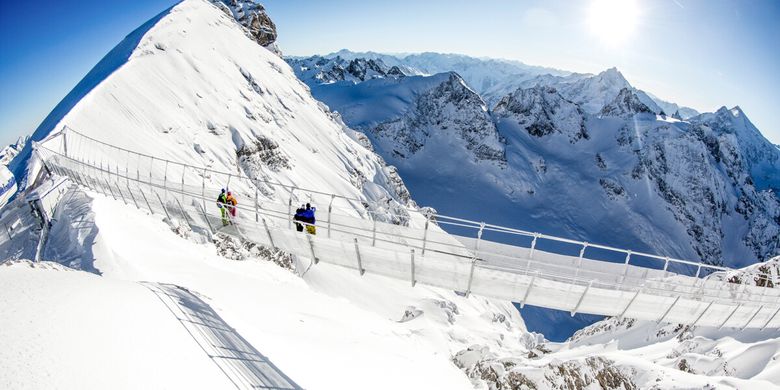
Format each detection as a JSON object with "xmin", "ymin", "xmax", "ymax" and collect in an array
[
  {"xmin": 294, "ymin": 56, "xmax": 780, "ymax": 268},
  {"xmin": 3, "ymin": 1, "xmax": 780, "ymax": 389},
  {"xmin": 287, "ymin": 55, "xmax": 408, "ymax": 84},
  {"xmin": 0, "ymin": 135, "xmax": 27, "ymax": 167}
]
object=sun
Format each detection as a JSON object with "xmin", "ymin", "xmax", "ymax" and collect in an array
[{"xmin": 587, "ymin": 0, "xmax": 640, "ymax": 47}]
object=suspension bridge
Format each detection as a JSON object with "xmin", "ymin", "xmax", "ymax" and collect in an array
[{"xmin": 21, "ymin": 127, "xmax": 780, "ymax": 329}]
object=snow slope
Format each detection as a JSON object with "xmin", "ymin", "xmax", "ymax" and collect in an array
[{"xmin": 9, "ymin": 0, "xmax": 412, "ymax": 223}]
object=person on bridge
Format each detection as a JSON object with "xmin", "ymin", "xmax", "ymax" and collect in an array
[
  {"xmin": 226, "ymin": 191, "xmax": 238, "ymax": 219},
  {"xmin": 293, "ymin": 206, "xmax": 306, "ymax": 232},
  {"xmin": 217, "ymin": 189, "xmax": 229, "ymax": 226},
  {"xmin": 302, "ymin": 203, "xmax": 316, "ymax": 235}
]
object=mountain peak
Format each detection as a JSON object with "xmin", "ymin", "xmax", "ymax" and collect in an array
[{"xmin": 599, "ymin": 87, "xmax": 654, "ymax": 118}]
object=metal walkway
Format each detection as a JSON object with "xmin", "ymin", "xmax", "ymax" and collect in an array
[{"xmin": 30, "ymin": 128, "xmax": 780, "ymax": 329}]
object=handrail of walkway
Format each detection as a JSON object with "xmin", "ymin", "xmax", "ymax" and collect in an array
[
  {"xmin": 33, "ymin": 141, "xmax": 780, "ymax": 329},
  {"xmin": 46, "ymin": 126, "xmax": 740, "ymax": 276}
]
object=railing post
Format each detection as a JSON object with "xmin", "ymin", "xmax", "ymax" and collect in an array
[
  {"xmin": 529, "ymin": 233, "xmax": 539, "ymax": 259},
  {"xmin": 114, "ymin": 182, "xmax": 128, "ymax": 205},
  {"xmin": 140, "ymin": 188, "xmax": 154, "ymax": 214},
  {"xmin": 410, "ymin": 249, "xmax": 416, "ymax": 287},
  {"xmin": 125, "ymin": 183, "xmax": 140, "ymax": 209},
  {"xmin": 306, "ymin": 234, "xmax": 318, "ymax": 264},
  {"xmin": 718, "ymin": 304, "xmax": 741, "ymax": 329},
  {"xmin": 62, "ymin": 129, "xmax": 68, "ymax": 157},
  {"xmin": 103, "ymin": 178, "xmax": 117, "ymax": 200},
  {"xmin": 154, "ymin": 191, "xmax": 171, "ymax": 221},
  {"xmin": 174, "ymin": 197, "xmax": 194, "ymax": 229},
  {"xmin": 663, "ymin": 257, "xmax": 670, "ymax": 278},
  {"xmin": 288, "ymin": 187, "xmax": 295, "ymax": 230},
  {"xmin": 761, "ymin": 305, "xmax": 780, "ymax": 330},
  {"xmin": 421, "ymin": 216, "xmax": 430, "ymax": 256},
  {"xmin": 620, "ymin": 250, "xmax": 632, "ymax": 286},
  {"xmin": 691, "ymin": 300, "xmax": 714, "ymax": 327},
  {"xmin": 618, "ymin": 287, "xmax": 642, "ymax": 320},
  {"xmin": 262, "ymin": 218, "xmax": 275, "ymax": 249},
  {"xmin": 371, "ymin": 219, "xmax": 377, "ymax": 247},
  {"xmin": 163, "ymin": 160, "xmax": 169, "ymax": 202},
  {"xmin": 742, "ymin": 305, "xmax": 764, "ymax": 330},
  {"xmin": 199, "ymin": 203, "xmax": 215, "ymax": 234},
  {"xmin": 327, "ymin": 194, "xmax": 335, "ymax": 238},
  {"xmin": 519, "ymin": 271, "xmax": 538, "ymax": 308},
  {"xmin": 255, "ymin": 183, "xmax": 259, "ymax": 223},
  {"xmin": 657, "ymin": 296, "xmax": 681, "ymax": 324},
  {"xmin": 201, "ymin": 168, "xmax": 207, "ymax": 213},
  {"xmin": 571, "ymin": 280, "xmax": 593, "ymax": 316},
  {"xmin": 354, "ymin": 238, "xmax": 365, "ymax": 276},
  {"xmin": 464, "ymin": 259, "xmax": 477, "ymax": 298}
]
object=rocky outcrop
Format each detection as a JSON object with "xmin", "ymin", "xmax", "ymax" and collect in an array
[
  {"xmin": 211, "ymin": 0, "xmax": 280, "ymax": 55},
  {"xmin": 493, "ymin": 86, "xmax": 589, "ymax": 143},
  {"xmin": 599, "ymin": 88, "xmax": 655, "ymax": 118}
]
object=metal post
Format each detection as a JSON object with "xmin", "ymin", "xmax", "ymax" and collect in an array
[
  {"xmin": 464, "ymin": 259, "xmax": 477, "ymax": 298},
  {"xmin": 718, "ymin": 304, "xmax": 741, "ymax": 329},
  {"xmin": 761, "ymin": 305, "xmax": 780, "ymax": 330},
  {"xmin": 353, "ymin": 238, "xmax": 365, "ymax": 276},
  {"xmin": 199, "ymin": 203, "xmax": 215, "ymax": 234},
  {"xmin": 306, "ymin": 234, "xmax": 318, "ymax": 264},
  {"xmin": 421, "ymin": 216, "xmax": 430, "ymax": 256},
  {"xmin": 103, "ymin": 178, "xmax": 117, "ymax": 200},
  {"xmin": 114, "ymin": 183, "xmax": 128, "ymax": 205},
  {"xmin": 742, "ymin": 305, "xmax": 764, "ymax": 330},
  {"xmin": 327, "ymin": 194, "xmax": 335, "ymax": 238},
  {"xmin": 3, "ymin": 222, "xmax": 11, "ymax": 241},
  {"xmin": 154, "ymin": 191, "xmax": 171, "ymax": 221},
  {"xmin": 201, "ymin": 168, "xmax": 207, "ymax": 213},
  {"xmin": 181, "ymin": 165, "xmax": 185, "ymax": 205},
  {"xmin": 695, "ymin": 263, "xmax": 702, "ymax": 278},
  {"xmin": 618, "ymin": 287, "xmax": 643, "ymax": 320},
  {"xmin": 174, "ymin": 197, "xmax": 193, "ymax": 229},
  {"xmin": 529, "ymin": 233, "xmax": 539, "ymax": 259},
  {"xmin": 691, "ymin": 301, "xmax": 714, "ymax": 327},
  {"xmin": 519, "ymin": 272, "xmax": 538, "ymax": 308},
  {"xmin": 163, "ymin": 160, "xmax": 169, "ymax": 202},
  {"xmin": 657, "ymin": 296, "xmax": 681, "ymax": 324},
  {"xmin": 62, "ymin": 129, "xmax": 68, "ymax": 157},
  {"xmin": 410, "ymin": 249, "xmax": 416, "ymax": 287},
  {"xmin": 140, "ymin": 189, "xmax": 154, "ymax": 214},
  {"xmin": 371, "ymin": 219, "xmax": 377, "ymax": 247},
  {"xmin": 288, "ymin": 187, "xmax": 295, "ymax": 229},
  {"xmin": 663, "ymin": 257, "xmax": 670, "ymax": 278},
  {"xmin": 571, "ymin": 280, "xmax": 593, "ymax": 316},
  {"xmin": 125, "ymin": 184, "xmax": 139, "ymax": 209},
  {"xmin": 262, "ymin": 218, "xmax": 275, "ymax": 249}
]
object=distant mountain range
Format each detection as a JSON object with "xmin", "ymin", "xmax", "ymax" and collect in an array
[{"xmin": 287, "ymin": 50, "xmax": 780, "ymax": 268}]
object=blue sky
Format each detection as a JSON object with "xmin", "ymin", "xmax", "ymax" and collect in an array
[{"xmin": 1, "ymin": 0, "xmax": 779, "ymax": 146}]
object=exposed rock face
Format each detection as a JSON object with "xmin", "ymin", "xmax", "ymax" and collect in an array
[
  {"xmin": 493, "ymin": 86, "xmax": 589, "ymax": 143},
  {"xmin": 453, "ymin": 345, "xmax": 637, "ymax": 390},
  {"xmin": 370, "ymin": 72, "xmax": 505, "ymax": 164},
  {"xmin": 599, "ymin": 88, "xmax": 656, "ymax": 118},
  {"xmin": 211, "ymin": 0, "xmax": 280, "ymax": 55}
]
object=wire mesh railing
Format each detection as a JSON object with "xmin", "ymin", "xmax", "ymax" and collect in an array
[{"xmin": 29, "ymin": 128, "xmax": 780, "ymax": 329}]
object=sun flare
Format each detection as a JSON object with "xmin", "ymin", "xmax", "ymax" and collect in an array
[{"xmin": 587, "ymin": 0, "xmax": 640, "ymax": 47}]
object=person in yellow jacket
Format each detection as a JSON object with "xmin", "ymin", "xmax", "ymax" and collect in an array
[{"xmin": 226, "ymin": 191, "xmax": 238, "ymax": 221}]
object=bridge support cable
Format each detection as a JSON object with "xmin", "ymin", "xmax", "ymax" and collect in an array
[{"xmin": 32, "ymin": 138, "xmax": 780, "ymax": 328}]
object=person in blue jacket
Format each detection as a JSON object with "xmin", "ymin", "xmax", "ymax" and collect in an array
[{"xmin": 302, "ymin": 203, "xmax": 316, "ymax": 234}]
